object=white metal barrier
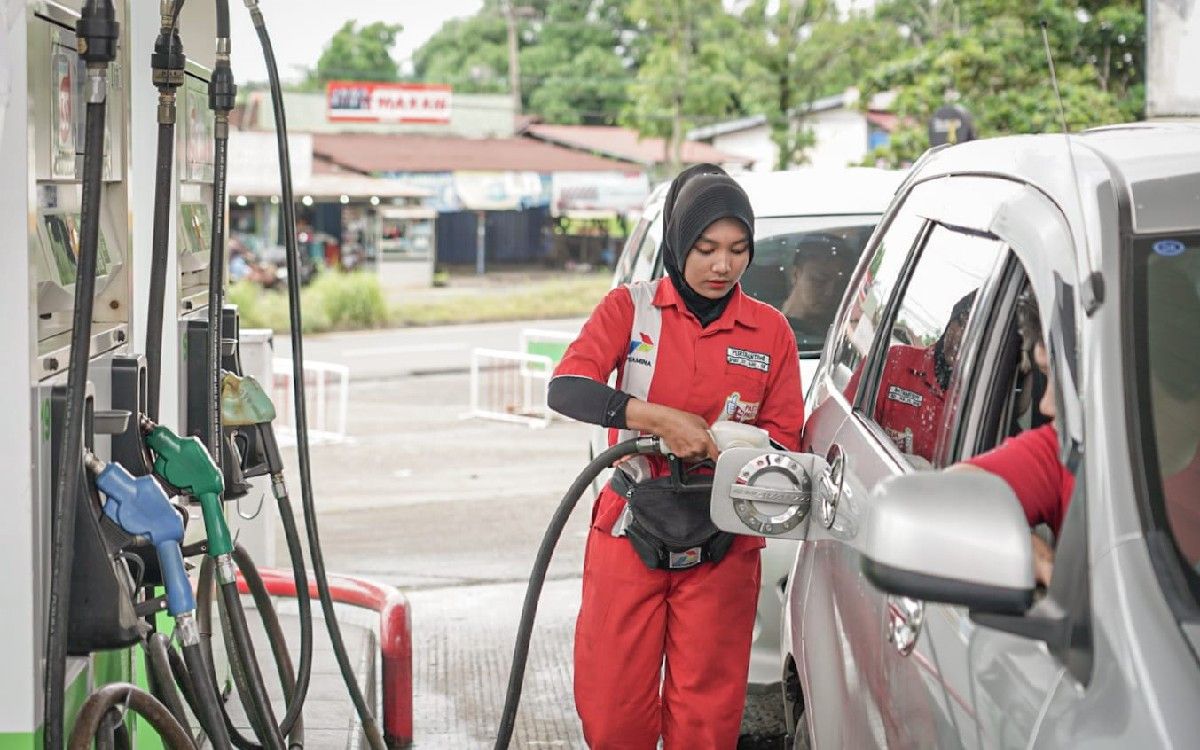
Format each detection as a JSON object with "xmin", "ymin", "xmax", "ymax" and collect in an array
[
  {"xmin": 271, "ymin": 358, "xmax": 351, "ymax": 445},
  {"xmin": 468, "ymin": 348, "xmax": 555, "ymax": 428}
]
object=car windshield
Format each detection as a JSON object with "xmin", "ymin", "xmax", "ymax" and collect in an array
[
  {"xmin": 1134, "ymin": 233, "xmax": 1200, "ymax": 572},
  {"xmin": 741, "ymin": 214, "xmax": 879, "ymax": 355}
]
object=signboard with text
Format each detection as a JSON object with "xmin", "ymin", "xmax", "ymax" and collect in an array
[{"xmin": 326, "ymin": 81, "xmax": 452, "ymax": 124}]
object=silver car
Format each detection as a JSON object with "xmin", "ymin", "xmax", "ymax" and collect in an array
[
  {"xmin": 708, "ymin": 123, "xmax": 1200, "ymax": 747},
  {"xmin": 603, "ymin": 168, "xmax": 905, "ymax": 691}
]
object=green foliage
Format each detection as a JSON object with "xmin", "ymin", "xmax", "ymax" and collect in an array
[
  {"xmin": 621, "ymin": 0, "xmax": 745, "ymax": 172},
  {"xmin": 413, "ymin": 0, "xmax": 633, "ymax": 122},
  {"xmin": 861, "ymin": 0, "xmax": 1144, "ymax": 166},
  {"xmin": 229, "ymin": 272, "xmax": 387, "ymax": 334},
  {"xmin": 303, "ymin": 21, "xmax": 403, "ymax": 91},
  {"xmin": 403, "ymin": 0, "xmax": 1145, "ymax": 164},
  {"xmin": 411, "ymin": 12, "xmax": 511, "ymax": 94}
]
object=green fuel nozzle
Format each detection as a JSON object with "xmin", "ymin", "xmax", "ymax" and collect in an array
[{"xmin": 141, "ymin": 418, "xmax": 231, "ymax": 558}]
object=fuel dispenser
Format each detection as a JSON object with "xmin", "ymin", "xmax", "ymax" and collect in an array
[{"xmin": 2, "ymin": 1, "xmax": 394, "ymax": 747}]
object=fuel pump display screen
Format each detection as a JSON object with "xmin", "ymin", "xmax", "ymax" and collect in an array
[
  {"xmin": 180, "ymin": 204, "xmax": 212, "ymax": 255},
  {"xmin": 43, "ymin": 212, "xmax": 113, "ymax": 285}
]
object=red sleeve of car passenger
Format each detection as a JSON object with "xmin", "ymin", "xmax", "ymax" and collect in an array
[
  {"xmin": 964, "ymin": 424, "xmax": 1073, "ymax": 537},
  {"xmin": 553, "ymin": 286, "xmax": 634, "ymax": 384}
]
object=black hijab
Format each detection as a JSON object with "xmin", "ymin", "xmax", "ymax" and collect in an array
[{"xmin": 660, "ymin": 164, "xmax": 755, "ymax": 327}]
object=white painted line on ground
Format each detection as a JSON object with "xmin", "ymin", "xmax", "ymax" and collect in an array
[{"xmin": 340, "ymin": 342, "xmax": 468, "ymax": 357}]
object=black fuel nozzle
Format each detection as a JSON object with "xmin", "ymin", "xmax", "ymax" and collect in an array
[
  {"xmin": 76, "ymin": 0, "xmax": 120, "ymax": 66},
  {"xmin": 151, "ymin": 1, "xmax": 186, "ymax": 93},
  {"xmin": 209, "ymin": 59, "xmax": 237, "ymax": 115}
]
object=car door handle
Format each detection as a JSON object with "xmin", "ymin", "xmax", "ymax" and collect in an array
[{"xmin": 886, "ymin": 596, "xmax": 924, "ymax": 656}]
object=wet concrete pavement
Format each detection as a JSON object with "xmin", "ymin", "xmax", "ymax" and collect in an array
[{"xmin": 270, "ymin": 326, "xmax": 786, "ymax": 747}]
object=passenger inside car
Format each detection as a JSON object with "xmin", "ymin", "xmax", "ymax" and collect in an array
[{"xmin": 779, "ymin": 235, "xmax": 858, "ymax": 340}]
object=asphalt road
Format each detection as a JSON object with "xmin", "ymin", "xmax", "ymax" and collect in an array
[{"xmin": 274, "ymin": 318, "xmax": 586, "ymax": 381}]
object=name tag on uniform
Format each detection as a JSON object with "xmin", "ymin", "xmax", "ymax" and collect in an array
[
  {"xmin": 887, "ymin": 385, "xmax": 923, "ymax": 407},
  {"xmin": 727, "ymin": 347, "xmax": 770, "ymax": 372}
]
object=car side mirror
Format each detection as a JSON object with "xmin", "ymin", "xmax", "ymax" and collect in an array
[
  {"xmin": 709, "ymin": 447, "xmax": 829, "ymax": 541},
  {"xmin": 859, "ymin": 471, "xmax": 1035, "ymax": 615}
]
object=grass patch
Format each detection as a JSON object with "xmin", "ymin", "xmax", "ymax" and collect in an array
[
  {"xmin": 389, "ymin": 274, "xmax": 611, "ymax": 327},
  {"xmin": 230, "ymin": 271, "xmax": 387, "ymax": 333},
  {"xmin": 230, "ymin": 272, "xmax": 612, "ymax": 333}
]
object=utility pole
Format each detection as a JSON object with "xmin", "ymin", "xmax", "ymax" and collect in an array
[{"xmin": 504, "ymin": 0, "xmax": 522, "ymax": 115}]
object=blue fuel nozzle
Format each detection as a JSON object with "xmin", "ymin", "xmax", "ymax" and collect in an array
[{"xmin": 87, "ymin": 456, "xmax": 194, "ymax": 617}]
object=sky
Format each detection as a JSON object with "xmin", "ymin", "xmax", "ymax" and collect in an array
[{"xmin": 229, "ymin": 1, "xmax": 485, "ymax": 84}]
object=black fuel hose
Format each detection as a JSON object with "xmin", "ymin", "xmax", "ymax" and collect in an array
[
  {"xmin": 145, "ymin": 121, "xmax": 173, "ymax": 422},
  {"xmin": 166, "ymin": 641, "xmax": 202, "ymax": 727},
  {"xmin": 145, "ymin": 4, "xmax": 186, "ymax": 422},
  {"xmin": 233, "ymin": 544, "xmax": 305, "ymax": 749},
  {"xmin": 68, "ymin": 684, "xmax": 195, "ymax": 750},
  {"xmin": 181, "ymin": 638, "xmax": 234, "ymax": 749},
  {"xmin": 219, "ymin": 576, "xmax": 287, "ymax": 750},
  {"xmin": 44, "ymin": 4, "xmax": 117, "ymax": 745},
  {"xmin": 145, "ymin": 632, "xmax": 191, "ymax": 735},
  {"xmin": 245, "ymin": 3, "xmax": 386, "ymax": 747},
  {"xmin": 495, "ymin": 437, "xmax": 660, "ymax": 749},
  {"xmin": 196, "ymin": 551, "xmax": 303, "ymax": 750}
]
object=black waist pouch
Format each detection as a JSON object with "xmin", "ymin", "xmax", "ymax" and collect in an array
[{"xmin": 612, "ymin": 459, "xmax": 735, "ymax": 570}]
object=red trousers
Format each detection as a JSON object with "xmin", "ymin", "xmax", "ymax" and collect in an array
[{"xmin": 574, "ymin": 528, "xmax": 760, "ymax": 749}]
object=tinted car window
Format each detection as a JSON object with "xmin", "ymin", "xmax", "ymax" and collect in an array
[
  {"xmin": 828, "ymin": 210, "xmax": 925, "ymax": 401},
  {"xmin": 741, "ymin": 214, "xmax": 878, "ymax": 354},
  {"xmin": 869, "ymin": 225, "xmax": 1004, "ymax": 466},
  {"xmin": 1134, "ymin": 233, "xmax": 1200, "ymax": 569}
]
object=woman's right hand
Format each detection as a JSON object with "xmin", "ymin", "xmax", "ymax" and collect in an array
[{"xmin": 626, "ymin": 401, "xmax": 717, "ymax": 462}]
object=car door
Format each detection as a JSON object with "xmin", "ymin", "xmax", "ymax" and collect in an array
[
  {"xmin": 791, "ymin": 204, "xmax": 930, "ymax": 748},
  {"xmin": 858, "ymin": 223, "xmax": 1008, "ymax": 748}
]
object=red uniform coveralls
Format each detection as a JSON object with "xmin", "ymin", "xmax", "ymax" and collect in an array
[
  {"xmin": 870, "ymin": 344, "xmax": 948, "ymax": 462},
  {"xmin": 555, "ymin": 278, "xmax": 804, "ymax": 749}
]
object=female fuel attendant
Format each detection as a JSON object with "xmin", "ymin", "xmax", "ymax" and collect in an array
[{"xmin": 548, "ymin": 164, "xmax": 805, "ymax": 748}]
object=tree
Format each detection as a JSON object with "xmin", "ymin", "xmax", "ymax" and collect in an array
[
  {"xmin": 303, "ymin": 21, "xmax": 403, "ymax": 91},
  {"xmin": 739, "ymin": 1, "xmax": 908, "ymax": 169},
  {"xmin": 413, "ymin": 0, "xmax": 633, "ymax": 123},
  {"xmin": 411, "ymin": 10, "xmax": 512, "ymax": 94},
  {"xmin": 860, "ymin": 0, "xmax": 1144, "ymax": 166},
  {"xmin": 519, "ymin": 0, "xmax": 634, "ymax": 124},
  {"xmin": 622, "ymin": 0, "xmax": 744, "ymax": 174}
]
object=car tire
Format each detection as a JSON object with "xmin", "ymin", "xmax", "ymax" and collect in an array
[{"xmin": 782, "ymin": 659, "xmax": 811, "ymax": 750}]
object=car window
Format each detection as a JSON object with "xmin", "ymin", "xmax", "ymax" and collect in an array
[
  {"xmin": 741, "ymin": 214, "xmax": 878, "ymax": 355},
  {"xmin": 613, "ymin": 214, "xmax": 652, "ymax": 285},
  {"xmin": 1134, "ymin": 233, "xmax": 1200, "ymax": 571},
  {"xmin": 868, "ymin": 224, "xmax": 1005, "ymax": 467},
  {"xmin": 827, "ymin": 210, "xmax": 925, "ymax": 402},
  {"xmin": 630, "ymin": 210, "xmax": 663, "ymax": 283}
]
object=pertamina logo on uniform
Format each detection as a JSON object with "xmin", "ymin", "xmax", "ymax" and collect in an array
[{"xmin": 627, "ymin": 333, "xmax": 655, "ymax": 367}]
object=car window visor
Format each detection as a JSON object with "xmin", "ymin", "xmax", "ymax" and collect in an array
[{"xmin": 1049, "ymin": 273, "xmax": 1085, "ymax": 472}]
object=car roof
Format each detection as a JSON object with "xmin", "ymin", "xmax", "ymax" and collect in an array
[
  {"xmin": 641, "ymin": 167, "xmax": 906, "ymax": 221},
  {"xmin": 911, "ymin": 122, "xmax": 1200, "ymax": 237},
  {"xmin": 734, "ymin": 168, "xmax": 906, "ymax": 218}
]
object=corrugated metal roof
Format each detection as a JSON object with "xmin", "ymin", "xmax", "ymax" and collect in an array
[
  {"xmin": 523, "ymin": 124, "xmax": 752, "ymax": 167},
  {"xmin": 312, "ymin": 132, "xmax": 633, "ymax": 173}
]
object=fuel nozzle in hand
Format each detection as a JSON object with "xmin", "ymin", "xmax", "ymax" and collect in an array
[
  {"xmin": 141, "ymin": 419, "xmax": 231, "ymax": 558},
  {"xmin": 84, "ymin": 454, "xmax": 193, "ymax": 617},
  {"xmin": 654, "ymin": 421, "xmax": 772, "ymax": 459}
]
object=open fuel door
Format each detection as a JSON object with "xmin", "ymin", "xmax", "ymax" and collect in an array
[{"xmin": 709, "ymin": 447, "xmax": 831, "ymax": 540}]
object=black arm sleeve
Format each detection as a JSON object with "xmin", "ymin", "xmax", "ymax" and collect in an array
[{"xmin": 547, "ymin": 375, "xmax": 632, "ymax": 429}]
